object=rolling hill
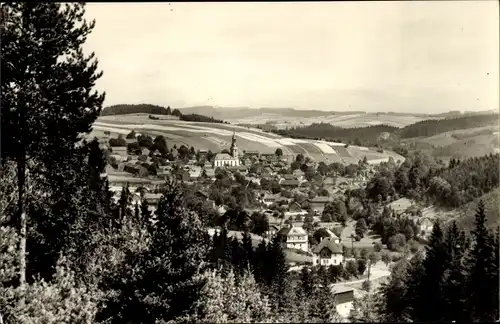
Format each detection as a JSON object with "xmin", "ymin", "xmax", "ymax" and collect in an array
[{"xmin": 91, "ymin": 114, "xmax": 404, "ymax": 165}]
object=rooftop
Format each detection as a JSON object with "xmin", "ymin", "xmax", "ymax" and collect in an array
[
  {"xmin": 277, "ymin": 225, "xmax": 307, "ymax": 237},
  {"xmin": 313, "ymin": 237, "xmax": 343, "ymax": 254}
]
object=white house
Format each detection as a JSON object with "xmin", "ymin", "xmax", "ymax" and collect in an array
[
  {"xmin": 312, "ymin": 237, "xmax": 344, "ymax": 266},
  {"xmin": 276, "ymin": 225, "xmax": 309, "ymax": 252},
  {"xmin": 214, "ymin": 153, "xmax": 240, "ymax": 167}
]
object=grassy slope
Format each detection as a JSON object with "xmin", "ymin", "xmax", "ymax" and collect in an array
[{"xmin": 446, "ymin": 187, "xmax": 500, "ymax": 231}]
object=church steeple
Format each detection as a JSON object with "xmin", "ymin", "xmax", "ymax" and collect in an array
[{"xmin": 230, "ymin": 131, "xmax": 237, "ymax": 157}]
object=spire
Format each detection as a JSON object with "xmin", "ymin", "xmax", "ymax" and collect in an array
[{"xmin": 230, "ymin": 131, "xmax": 236, "ymax": 157}]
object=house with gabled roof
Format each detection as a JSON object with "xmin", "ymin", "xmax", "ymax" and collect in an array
[
  {"xmin": 312, "ymin": 237, "xmax": 344, "ymax": 266},
  {"xmin": 281, "ymin": 179, "xmax": 300, "ymax": 188},
  {"xmin": 308, "ymin": 196, "xmax": 333, "ymax": 214},
  {"xmin": 276, "ymin": 224, "xmax": 309, "ymax": 252}
]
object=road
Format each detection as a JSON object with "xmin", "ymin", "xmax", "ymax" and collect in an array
[{"xmin": 330, "ymin": 260, "xmax": 391, "ymax": 291}]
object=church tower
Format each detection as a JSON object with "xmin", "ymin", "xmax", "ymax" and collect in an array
[{"xmin": 230, "ymin": 131, "xmax": 237, "ymax": 157}]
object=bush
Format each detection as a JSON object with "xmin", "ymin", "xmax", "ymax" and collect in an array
[
  {"xmin": 387, "ymin": 233, "xmax": 407, "ymax": 252},
  {"xmin": 109, "ymin": 137, "xmax": 126, "ymax": 147},
  {"xmin": 391, "ymin": 253, "xmax": 402, "ymax": 262},
  {"xmin": 1, "ymin": 259, "xmax": 102, "ymax": 324},
  {"xmin": 357, "ymin": 259, "xmax": 367, "ymax": 275},
  {"xmin": 408, "ymin": 239, "xmax": 420, "ymax": 254},
  {"xmin": 127, "ymin": 142, "xmax": 141, "ymax": 154},
  {"xmin": 361, "ymin": 280, "xmax": 372, "ymax": 292},
  {"xmin": 373, "ymin": 242, "xmax": 383, "ymax": 252},
  {"xmin": 126, "ymin": 130, "xmax": 137, "ymax": 139}
]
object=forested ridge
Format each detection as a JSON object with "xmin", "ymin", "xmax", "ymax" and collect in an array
[
  {"xmin": 398, "ymin": 113, "xmax": 499, "ymax": 138},
  {"xmin": 272, "ymin": 114, "xmax": 499, "ymax": 149},
  {"xmin": 102, "ymin": 104, "xmax": 226, "ymax": 123}
]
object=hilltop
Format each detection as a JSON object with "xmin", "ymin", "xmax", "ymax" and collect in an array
[{"xmin": 91, "ymin": 114, "xmax": 404, "ymax": 165}]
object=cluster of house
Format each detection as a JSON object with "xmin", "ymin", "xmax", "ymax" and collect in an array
[{"xmin": 385, "ymin": 197, "xmax": 435, "ymax": 238}]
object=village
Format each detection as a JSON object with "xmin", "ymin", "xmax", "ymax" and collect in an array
[{"xmin": 97, "ymin": 129, "xmax": 436, "ymax": 319}]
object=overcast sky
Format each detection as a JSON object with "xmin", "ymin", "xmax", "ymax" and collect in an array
[{"xmin": 83, "ymin": 2, "xmax": 499, "ymax": 112}]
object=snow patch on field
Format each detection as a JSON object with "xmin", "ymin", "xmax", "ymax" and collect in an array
[
  {"xmin": 367, "ymin": 158, "xmax": 390, "ymax": 165},
  {"xmin": 275, "ymin": 138, "xmax": 297, "ymax": 146},
  {"xmin": 288, "ymin": 139, "xmax": 310, "ymax": 144},
  {"xmin": 313, "ymin": 142, "xmax": 337, "ymax": 154}
]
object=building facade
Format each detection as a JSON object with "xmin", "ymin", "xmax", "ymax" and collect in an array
[
  {"xmin": 312, "ymin": 237, "xmax": 344, "ymax": 266},
  {"xmin": 276, "ymin": 225, "xmax": 309, "ymax": 252}
]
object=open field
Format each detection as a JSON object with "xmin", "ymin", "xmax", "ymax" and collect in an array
[
  {"xmin": 92, "ymin": 114, "xmax": 405, "ymax": 164},
  {"xmin": 228, "ymin": 112, "xmax": 440, "ymax": 128},
  {"xmin": 402, "ymin": 125, "xmax": 500, "ymax": 160}
]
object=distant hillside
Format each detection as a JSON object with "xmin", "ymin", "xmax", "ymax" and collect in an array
[
  {"xmin": 398, "ymin": 113, "xmax": 499, "ymax": 139},
  {"xmin": 101, "ymin": 104, "xmax": 226, "ymax": 123},
  {"xmin": 179, "ymin": 106, "xmax": 356, "ymax": 120},
  {"xmin": 271, "ymin": 123, "xmax": 399, "ymax": 147},
  {"xmin": 102, "ymin": 104, "xmax": 172, "ymax": 116},
  {"xmin": 453, "ymin": 187, "xmax": 500, "ymax": 231}
]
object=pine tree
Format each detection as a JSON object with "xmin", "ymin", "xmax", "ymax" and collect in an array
[
  {"xmin": 252, "ymin": 239, "xmax": 267, "ymax": 285},
  {"xmin": 310, "ymin": 276, "xmax": 340, "ymax": 323},
  {"xmin": 441, "ymin": 221, "xmax": 468, "ymax": 322},
  {"xmin": 299, "ymin": 266, "xmax": 315, "ymax": 298},
  {"xmin": 378, "ymin": 259, "xmax": 411, "ymax": 322},
  {"xmin": 268, "ymin": 236, "xmax": 291, "ymax": 313},
  {"xmin": 1, "ymin": 2, "xmax": 105, "ymax": 288},
  {"xmin": 413, "ymin": 220, "xmax": 447, "ymax": 322},
  {"xmin": 241, "ymin": 230, "xmax": 253, "ymax": 271},
  {"xmin": 465, "ymin": 200, "xmax": 498, "ymax": 322},
  {"xmin": 117, "ymin": 185, "xmax": 131, "ymax": 227},
  {"xmin": 99, "ymin": 180, "xmax": 211, "ymax": 323},
  {"xmin": 140, "ymin": 198, "xmax": 151, "ymax": 230},
  {"xmin": 229, "ymin": 236, "xmax": 244, "ymax": 275}
]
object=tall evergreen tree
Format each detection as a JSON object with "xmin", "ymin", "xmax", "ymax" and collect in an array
[
  {"xmin": 241, "ymin": 230, "xmax": 253, "ymax": 271},
  {"xmin": 299, "ymin": 266, "xmax": 314, "ymax": 298},
  {"xmin": 441, "ymin": 221, "xmax": 468, "ymax": 322},
  {"xmin": 1, "ymin": 2, "xmax": 105, "ymax": 287},
  {"xmin": 465, "ymin": 200, "xmax": 498, "ymax": 322},
  {"xmin": 253, "ymin": 239, "xmax": 267, "ymax": 285},
  {"xmin": 140, "ymin": 198, "xmax": 151, "ymax": 230},
  {"xmin": 413, "ymin": 220, "xmax": 447, "ymax": 322},
  {"xmin": 117, "ymin": 184, "xmax": 131, "ymax": 226},
  {"xmin": 98, "ymin": 180, "xmax": 210, "ymax": 323}
]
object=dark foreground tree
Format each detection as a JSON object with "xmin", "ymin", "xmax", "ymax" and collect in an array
[
  {"xmin": 1, "ymin": 2, "xmax": 105, "ymax": 288},
  {"xmin": 97, "ymin": 180, "xmax": 210, "ymax": 323}
]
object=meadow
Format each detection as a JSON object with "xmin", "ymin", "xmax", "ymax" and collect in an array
[{"xmin": 92, "ymin": 114, "xmax": 405, "ymax": 164}]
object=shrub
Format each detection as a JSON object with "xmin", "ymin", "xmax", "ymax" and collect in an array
[
  {"xmin": 1, "ymin": 258, "xmax": 102, "ymax": 324},
  {"xmin": 126, "ymin": 130, "xmax": 137, "ymax": 139},
  {"xmin": 361, "ymin": 280, "xmax": 372, "ymax": 292},
  {"xmin": 387, "ymin": 233, "xmax": 407, "ymax": 252},
  {"xmin": 109, "ymin": 138, "xmax": 126, "ymax": 147},
  {"xmin": 391, "ymin": 253, "xmax": 402, "ymax": 262},
  {"xmin": 408, "ymin": 239, "xmax": 420, "ymax": 254},
  {"xmin": 373, "ymin": 242, "xmax": 383, "ymax": 252}
]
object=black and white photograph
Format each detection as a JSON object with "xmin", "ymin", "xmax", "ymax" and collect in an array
[{"xmin": 0, "ymin": 1, "xmax": 498, "ymax": 323}]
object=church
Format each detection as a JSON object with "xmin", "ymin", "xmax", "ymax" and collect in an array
[{"xmin": 213, "ymin": 132, "xmax": 240, "ymax": 167}]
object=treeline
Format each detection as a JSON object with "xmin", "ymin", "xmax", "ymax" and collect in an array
[
  {"xmin": 365, "ymin": 152, "xmax": 499, "ymax": 208},
  {"xmin": 101, "ymin": 104, "xmax": 180, "ymax": 116},
  {"xmin": 273, "ymin": 123, "xmax": 398, "ymax": 146},
  {"xmin": 102, "ymin": 104, "xmax": 227, "ymax": 124},
  {"xmin": 180, "ymin": 113, "xmax": 226, "ymax": 123},
  {"xmin": 398, "ymin": 113, "xmax": 499, "ymax": 138},
  {"xmin": 350, "ymin": 201, "xmax": 499, "ymax": 323}
]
